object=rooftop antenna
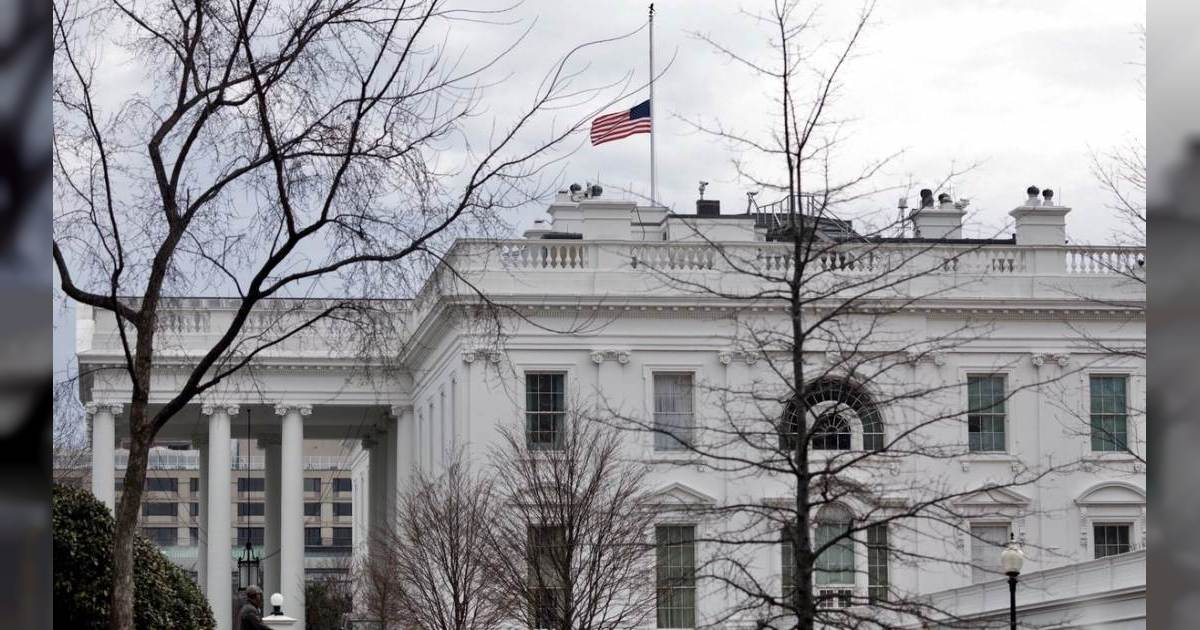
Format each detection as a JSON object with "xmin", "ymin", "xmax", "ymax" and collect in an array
[{"xmin": 698, "ymin": 181, "xmax": 709, "ymax": 200}]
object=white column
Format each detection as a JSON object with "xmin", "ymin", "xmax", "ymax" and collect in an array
[
  {"xmin": 260, "ymin": 435, "xmax": 282, "ymax": 599},
  {"xmin": 88, "ymin": 402, "xmax": 120, "ymax": 511},
  {"xmin": 391, "ymin": 406, "xmax": 413, "ymax": 499},
  {"xmin": 276, "ymin": 404, "xmax": 310, "ymax": 630},
  {"xmin": 194, "ymin": 434, "xmax": 209, "ymax": 595},
  {"xmin": 384, "ymin": 417, "xmax": 398, "ymax": 521},
  {"xmin": 205, "ymin": 404, "xmax": 238, "ymax": 630}
]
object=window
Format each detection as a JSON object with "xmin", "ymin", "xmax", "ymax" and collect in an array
[
  {"xmin": 145, "ymin": 477, "xmax": 178, "ymax": 492},
  {"xmin": 237, "ymin": 527, "xmax": 264, "ymax": 546},
  {"xmin": 237, "ymin": 502, "xmax": 265, "ymax": 517},
  {"xmin": 332, "ymin": 527, "xmax": 352, "ymax": 547},
  {"xmin": 780, "ymin": 379, "xmax": 885, "ymax": 452},
  {"xmin": 142, "ymin": 527, "xmax": 178, "ymax": 546},
  {"xmin": 304, "ymin": 478, "xmax": 321, "ymax": 493},
  {"xmin": 142, "ymin": 502, "xmax": 176, "ymax": 517},
  {"xmin": 654, "ymin": 373, "xmax": 695, "ymax": 451},
  {"xmin": 189, "ymin": 502, "xmax": 199, "ymax": 517},
  {"xmin": 811, "ymin": 410, "xmax": 852, "ymax": 451},
  {"xmin": 866, "ymin": 523, "xmax": 889, "ymax": 603},
  {"xmin": 237, "ymin": 477, "xmax": 265, "ymax": 492},
  {"xmin": 304, "ymin": 502, "xmax": 321, "ymax": 517},
  {"xmin": 526, "ymin": 372, "xmax": 566, "ymax": 450},
  {"xmin": 779, "ymin": 401, "xmax": 801, "ymax": 452},
  {"xmin": 333, "ymin": 502, "xmax": 352, "ymax": 517},
  {"xmin": 967, "ymin": 375, "xmax": 1007, "ymax": 452},
  {"xmin": 970, "ymin": 523, "xmax": 1011, "ymax": 583},
  {"xmin": 1093, "ymin": 523, "xmax": 1132, "ymax": 558},
  {"xmin": 190, "ymin": 477, "xmax": 199, "ymax": 493},
  {"xmin": 305, "ymin": 527, "xmax": 322, "ymax": 547},
  {"xmin": 814, "ymin": 506, "xmax": 854, "ymax": 586},
  {"xmin": 189, "ymin": 527, "xmax": 199, "ymax": 546},
  {"xmin": 528, "ymin": 526, "xmax": 566, "ymax": 629},
  {"xmin": 332, "ymin": 478, "xmax": 352, "ymax": 493},
  {"xmin": 656, "ymin": 525, "xmax": 696, "ymax": 629},
  {"xmin": 1090, "ymin": 376, "xmax": 1129, "ymax": 451}
]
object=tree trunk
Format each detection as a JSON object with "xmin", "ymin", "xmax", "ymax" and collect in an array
[{"xmin": 110, "ymin": 407, "xmax": 151, "ymax": 630}]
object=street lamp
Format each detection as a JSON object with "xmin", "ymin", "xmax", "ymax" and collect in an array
[{"xmin": 999, "ymin": 533, "xmax": 1026, "ymax": 630}]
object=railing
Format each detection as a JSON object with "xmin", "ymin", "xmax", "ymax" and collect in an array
[
  {"xmin": 113, "ymin": 451, "xmax": 352, "ymax": 471},
  {"xmin": 497, "ymin": 241, "xmax": 590, "ymax": 270},
  {"xmin": 1065, "ymin": 246, "xmax": 1145, "ymax": 274}
]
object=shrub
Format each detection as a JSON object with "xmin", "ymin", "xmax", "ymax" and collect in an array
[{"xmin": 52, "ymin": 483, "xmax": 214, "ymax": 630}]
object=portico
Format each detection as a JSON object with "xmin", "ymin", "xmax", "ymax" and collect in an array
[{"xmin": 86, "ymin": 396, "xmax": 413, "ymax": 630}]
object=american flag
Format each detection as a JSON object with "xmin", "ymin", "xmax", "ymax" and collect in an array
[{"xmin": 590, "ymin": 99, "xmax": 652, "ymax": 146}]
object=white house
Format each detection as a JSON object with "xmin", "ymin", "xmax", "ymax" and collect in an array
[{"xmin": 77, "ymin": 185, "xmax": 1146, "ymax": 630}]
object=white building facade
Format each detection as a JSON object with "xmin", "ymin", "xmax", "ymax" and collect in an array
[{"xmin": 77, "ymin": 187, "xmax": 1146, "ymax": 630}]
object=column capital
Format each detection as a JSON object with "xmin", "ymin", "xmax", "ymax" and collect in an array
[
  {"xmin": 201, "ymin": 403, "xmax": 240, "ymax": 417},
  {"xmin": 274, "ymin": 403, "xmax": 313, "ymax": 417},
  {"xmin": 388, "ymin": 404, "xmax": 413, "ymax": 419},
  {"xmin": 84, "ymin": 401, "xmax": 124, "ymax": 417}
]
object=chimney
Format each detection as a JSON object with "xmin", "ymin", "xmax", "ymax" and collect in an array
[
  {"xmin": 909, "ymin": 188, "xmax": 964, "ymax": 239},
  {"xmin": 1009, "ymin": 185, "xmax": 1070, "ymax": 245},
  {"xmin": 578, "ymin": 195, "xmax": 635, "ymax": 240},
  {"xmin": 696, "ymin": 199, "xmax": 721, "ymax": 217}
]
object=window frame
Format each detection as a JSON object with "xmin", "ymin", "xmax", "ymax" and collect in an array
[
  {"xmin": 966, "ymin": 374, "xmax": 1008, "ymax": 453},
  {"xmin": 655, "ymin": 524, "xmax": 697, "ymax": 629},
  {"xmin": 968, "ymin": 521, "xmax": 1012, "ymax": 584},
  {"xmin": 521, "ymin": 368, "xmax": 572, "ymax": 451},
  {"xmin": 1092, "ymin": 522, "xmax": 1133, "ymax": 559},
  {"xmin": 652, "ymin": 371, "xmax": 697, "ymax": 452},
  {"xmin": 1089, "ymin": 374, "xmax": 1130, "ymax": 452},
  {"xmin": 141, "ymin": 501, "xmax": 177, "ymax": 518},
  {"xmin": 303, "ymin": 477, "xmax": 322, "ymax": 494},
  {"xmin": 332, "ymin": 502, "xmax": 353, "ymax": 518}
]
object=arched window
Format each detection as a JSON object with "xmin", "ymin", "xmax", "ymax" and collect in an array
[
  {"xmin": 778, "ymin": 378, "xmax": 884, "ymax": 451},
  {"xmin": 811, "ymin": 410, "xmax": 852, "ymax": 451}
]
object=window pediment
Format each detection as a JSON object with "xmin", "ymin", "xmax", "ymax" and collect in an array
[
  {"xmin": 646, "ymin": 482, "xmax": 716, "ymax": 508},
  {"xmin": 952, "ymin": 487, "xmax": 1031, "ymax": 508},
  {"xmin": 1075, "ymin": 481, "xmax": 1145, "ymax": 507}
]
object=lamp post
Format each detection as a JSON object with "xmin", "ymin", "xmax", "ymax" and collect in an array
[{"xmin": 999, "ymin": 533, "xmax": 1026, "ymax": 630}]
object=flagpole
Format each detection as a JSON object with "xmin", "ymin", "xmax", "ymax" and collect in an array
[{"xmin": 649, "ymin": 3, "xmax": 657, "ymax": 206}]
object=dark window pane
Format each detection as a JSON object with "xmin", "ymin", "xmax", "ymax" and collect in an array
[
  {"xmin": 654, "ymin": 373, "xmax": 694, "ymax": 451},
  {"xmin": 237, "ymin": 477, "xmax": 265, "ymax": 492},
  {"xmin": 304, "ymin": 502, "xmax": 321, "ymax": 517},
  {"xmin": 333, "ymin": 502, "xmax": 352, "ymax": 517},
  {"xmin": 190, "ymin": 477, "xmax": 199, "ymax": 493},
  {"xmin": 332, "ymin": 478, "xmax": 352, "ymax": 492},
  {"xmin": 189, "ymin": 502, "xmax": 199, "ymax": 516},
  {"xmin": 1094, "ymin": 523, "xmax": 1132, "ymax": 558},
  {"xmin": 189, "ymin": 527, "xmax": 199, "ymax": 546},
  {"xmin": 811, "ymin": 411, "xmax": 852, "ymax": 451},
  {"xmin": 142, "ymin": 527, "xmax": 178, "ymax": 546},
  {"xmin": 237, "ymin": 502, "xmax": 265, "ymax": 517},
  {"xmin": 142, "ymin": 502, "xmax": 177, "ymax": 517},
  {"xmin": 237, "ymin": 527, "xmax": 264, "ymax": 546},
  {"xmin": 145, "ymin": 477, "xmax": 178, "ymax": 492},
  {"xmin": 332, "ymin": 527, "xmax": 352, "ymax": 546},
  {"xmin": 304, "ymin": 478, "xmax": 321, "ymax": 493},
  {"xmin": 305, "ymin": 527, "xmax": 322, "ymax": 546},
  {"xmin": 867, "ymin": 524, "xmax": 889, "ymax": 603}
]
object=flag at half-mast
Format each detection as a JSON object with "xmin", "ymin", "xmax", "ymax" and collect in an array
[{"xmin": 590, "ymin": 99, "xmax": 651, "ymax": 146}]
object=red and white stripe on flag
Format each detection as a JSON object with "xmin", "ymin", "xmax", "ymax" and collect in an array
[{"xmin": 590, "ymin": 100, "xmax": 652, "ymax": 146}]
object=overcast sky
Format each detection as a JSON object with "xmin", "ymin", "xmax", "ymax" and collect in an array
[
  {"xmin": 485, "ymin": 0, "xmax": 1145, "ymax": 241},
  {"xmin": 53, "ymin": 0, "xmax": 1146, "ymax": 387}
]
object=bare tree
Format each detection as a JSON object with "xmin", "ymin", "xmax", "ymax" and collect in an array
[
  {"xmin": 488, "ymin": 412, "xmax": 658, "ymax": 630},
  {"xmin": 596, "ymin": 2, "xmax": 1096, "ymax": 629},
  {"xmin": 369, "ymin": 451, "xmax": 509, "ymax": 630},
  {"xmin": 51, "ymin": 0, "xmax": 644, "ymax": 625},
  {"xmin": 354, "ymin": 530, "xmax": 403, "ymax": 630}
]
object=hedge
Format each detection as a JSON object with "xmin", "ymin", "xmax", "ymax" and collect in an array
[{"xmin": 52, "ymin": 483, "xmax": 215, "ymax": 630}]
